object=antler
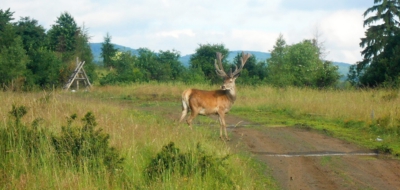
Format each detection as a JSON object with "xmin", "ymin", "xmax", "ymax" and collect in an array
[
  {"xmin": 214, "ymin": 51, "xmax": 251, "ymax": 78},
  {"xmin": 231, "ymin": 52, "xmax": 251, "ymax": 78},
  {"xmin": 215, "ymin": 52, "xmax": 228, "ymax": 78}
]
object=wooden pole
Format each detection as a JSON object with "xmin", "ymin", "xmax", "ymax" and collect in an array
[{"xmin": 76, "ymin": 79, "xmax": 79, "ymax": 90}]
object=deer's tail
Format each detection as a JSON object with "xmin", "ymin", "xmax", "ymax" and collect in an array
[{"xmin": 179, "ymin": 89, "xmax": 191, "ymax": 122}]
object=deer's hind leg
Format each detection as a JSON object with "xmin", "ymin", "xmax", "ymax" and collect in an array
[
  {"xmin": 179, "ymin": 101, "xmax": 188, "ymax": 123},
  {"xmin": 186, "ymin": 108, "xmax": 199, "ymax": 130}
]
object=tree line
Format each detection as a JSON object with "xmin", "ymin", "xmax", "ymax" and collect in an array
[
  {"xmin": 1, "ymin": 0, "xmax": 399, "ymax": 90},
  {"xmin": 0, "ymin": 9, "xmax": 96, "ymax": 90}
]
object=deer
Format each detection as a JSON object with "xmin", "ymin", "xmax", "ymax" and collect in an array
[{"xmin": 179, "ymin": 52, "xmax": 251, "ymax": 140}]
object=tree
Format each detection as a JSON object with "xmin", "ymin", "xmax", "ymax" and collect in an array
[
  {"xmin": 232, "ymin": 52, "xmax": 267, "ymax": 85},
  {"xmin": 100, "ymin": 51, "xmax": 144, "ymax": 85},
  {"xmin": 315, "ymin": 60, "xmax": 341, "ymax": 88},
  {"xmin": 14, "ymin": 17, "xmax": 47, "ymax": 54},
  {"xmin": 286, "ymin": 40, "xmax": 321, "ymax": 87},
  {"xmin": 47, "ymin": 13, "xmax": 96, "ymax": 85},
  {"xmin": 101, "ymin": 33, "xmax": 117, "ymax": 68},
  {"xmin": 73, "ymin": 24, "xmax": 97, "ymax": 83},
  {"xmin": 267, "ymin": 34, "xmax": 290, "ymax": 86},
  {"xmin": 190, "ymin": 44, "xmax": 229, "ymax": 84},
  {"xmin": 0, "ymin": 37, "xmax": 28, "ymax": 89},
  {"xmin": 267, "ymin": 36, "xmax": 339, "ymax": 88},
  {"xmin": 0, "ymin": 8, "xmax": 14, "ymax": 29},
  {"xmin": 47, "ymin": 12, "xmax": 78, "ymax": 54},
  {"xmin": 136, "ymin": 48, "xmax": 159, "ymax": 81},
  {"xmin": 0, "ymin": 9, "xmax": 29, "ymax": 90},
  {"xmin": 25, "ymin": 48, "xmax": 63, "ymax": 89},
  {"xmin": 0, "ymin": 9, "xmax": 17, "ymax": 51},
  {"xmin": 349, "ymin": 0, "xmax": 400, "ymax": 87},
  {"xmin": 157, "ymin": 50, "xmax": 185, "ymax": 81}
]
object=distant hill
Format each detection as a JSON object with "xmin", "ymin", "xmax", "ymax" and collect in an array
[
  {"xmin": 89, "ymin": 43, "xmax": 351, "ymax": 80},
  {"xmin": 334, "ymin": 62, "xmax": 351, "ymax": 80},
  {"xmin": 90, "ymin": 43, "xmax": 139, "ymax": 63},
  {"xmin": 89, "ymin": 43, "xmax": 271, "ymax": 65},
  {"xmin": 179, "ymin": 50, "xmax": 271, "ymax": 67}
]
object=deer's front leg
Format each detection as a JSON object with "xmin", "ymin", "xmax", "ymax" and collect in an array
[{"xmin": 218, "ymin": 113, "xmax": 229, "ymax": 141}]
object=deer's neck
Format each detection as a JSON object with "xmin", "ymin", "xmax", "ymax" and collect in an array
[{"xmin": 226, "ymin": 87, "xmax": 237, "ymax": 103}]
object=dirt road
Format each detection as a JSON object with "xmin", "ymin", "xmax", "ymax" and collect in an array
[{"xmin": 222, "ymin": 114, "xmax": 400, "ymax": 190}]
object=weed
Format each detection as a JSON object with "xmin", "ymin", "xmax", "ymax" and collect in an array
[
  {"xmin": 144, "ymin": 142, "xmax": 230, "ymax": 183},
  {"xmin": 3, "ymin": 105, "xmax": 48, "ymax": 157},
  {"xmin": 381, "ymin": 91, "xmax": 398, "ymax": 101},
  {"xmin": 320, "ymin": 156, "xmax": 333, "ymax": 166},
  {"xmin": 51, "ymin": 112, "xmax": 124, "ymax": 174},
  {"xmin": 322, "ymin": 128, "xmax": 334, "ymax": 136},
  {"xmin": 294, "ymin": 123, "xmax": 312, "ymax": 130},
  {"xmin": 9, "ymin": 104, "xmax": 28, "ymax": 126},
  {"xmin": 376, "ymin": 143, "xmax": 393, "ymax": 154},
  {"xmin": 342, "ymin": 120, "xmax": 365, "ymax": 129}
]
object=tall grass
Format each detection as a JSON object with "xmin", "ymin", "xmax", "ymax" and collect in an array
[
  {"xmin": 92, "ymin": 82, "xmax": 400, "ymax": 124},
  {"xmin": 237, "ymin": 86, "xmax": 400, "ymax": 122},
  {"xmin": 3, "ymin": 83, "xmax": 399, "ymax": 189},
  {"xmin": 0, "ymin": 87, "xmax": 275, "ymax": 189},
  {"xmin": 91, "ymin": 83, "xmax": 400, "ymax": 155},
  {"xmin": 234, "ymin": 85, "xmax": 400, "ymax": 155}
]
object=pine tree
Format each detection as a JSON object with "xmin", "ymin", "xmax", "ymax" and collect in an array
[
  {"xmin": 100, "ymin": 33, "xmax": 117, "ymax": 68},
  {"xmin": 349, "ymin": 0, "xmax": 400, "ymax": 87}
]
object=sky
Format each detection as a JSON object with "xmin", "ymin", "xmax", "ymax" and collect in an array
[{"xmin": 3, "ymin": 0, "xmax": 372, "ymax": 64}]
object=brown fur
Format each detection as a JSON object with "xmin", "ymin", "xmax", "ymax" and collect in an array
[
  {"xmin": 179, "ymin": 52, "xmax": 250, "ymax": 141},
  {"xmin": 179, "ymin": 78, "xmax": 238, "ymax": 140}
]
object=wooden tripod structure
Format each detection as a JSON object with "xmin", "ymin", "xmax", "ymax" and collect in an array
[{"xmin": 63, "ymin": 58, "xmax": 92, "ymax": 91}]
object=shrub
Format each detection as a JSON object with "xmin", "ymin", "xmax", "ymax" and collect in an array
[
  {"xmin": 51, "ymin": 112, "xmax": 124, "ymax": 174},
  {"xmin": 2, "ymin": 105, "xmax": 48, "ymax": 156},
  {"xmin": 144, "ymin": 142, "xmax": 230, "ymax": 183}
]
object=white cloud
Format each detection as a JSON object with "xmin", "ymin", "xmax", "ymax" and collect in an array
[
  {"xmin": 320, "ymin": 10, "xmax": 365, "ymax": 63},
  {"xmin": 156, "ymin": 30, "xmax": 196, "ymax": 38}
]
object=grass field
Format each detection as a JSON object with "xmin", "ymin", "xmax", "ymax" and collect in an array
[
  {"xmin": 0, "ymin": 84, "xmax": 276, "ymax": 189},
  {"xmin": 1, "ymin": 83, "xmax": 399, "ymax": 189}
]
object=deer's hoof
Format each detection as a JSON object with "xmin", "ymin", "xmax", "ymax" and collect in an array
[{"xmin": 220, "ymin": 136, "xmax": 230, "ymax": 141}]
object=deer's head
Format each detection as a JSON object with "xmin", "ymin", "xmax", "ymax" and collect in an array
[{"xmin": 214, "ymin": 52, "xmax": 251, "ymax": 91}]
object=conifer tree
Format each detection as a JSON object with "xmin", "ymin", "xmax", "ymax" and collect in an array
[{"xmin": 349, "ymin": 0, "xmax": 400, "ymax": 87}]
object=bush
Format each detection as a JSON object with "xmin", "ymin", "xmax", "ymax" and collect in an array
[
  {"xmin": 144, "ymin": 142, "xmax": 230, "ymax": 183},
  {"xmin": 51, "ymin": 112, "xmax": 124, "ymax": 174},
  {"xmin": 1, "ymin": 105, "xmax": 48, "ymax": 157}
]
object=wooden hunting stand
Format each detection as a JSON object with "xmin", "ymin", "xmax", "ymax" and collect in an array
[{"xmin": 63, "ymin": 58, "xmax": 92, "ymax": 91}]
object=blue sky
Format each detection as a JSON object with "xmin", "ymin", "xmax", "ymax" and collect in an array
[{"xmin": 3, "ymin": 0, "xmax": 373, "ymax": 64}]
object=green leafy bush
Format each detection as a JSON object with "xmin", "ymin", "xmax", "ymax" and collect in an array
[
  {"xmin": 51, "ymin": 112, "xmax": 124, "ymax": 173},
  {"xmin": 2, "ymin": 105, "xmax": 47, "ymax": 156},
  {"xmin": 144, "ymin": 142, "xmax": 230, "ymax": 183}
]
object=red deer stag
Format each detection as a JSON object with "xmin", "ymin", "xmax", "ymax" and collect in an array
[{"xmin": 179, "ymin": 52, "xmax": 251, "ymax": 140}]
